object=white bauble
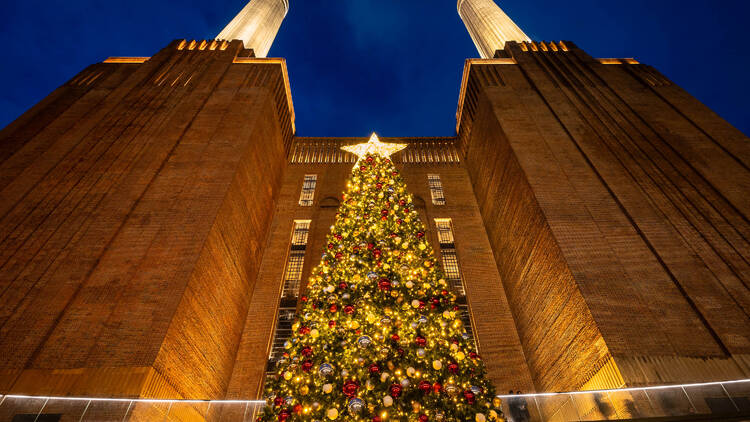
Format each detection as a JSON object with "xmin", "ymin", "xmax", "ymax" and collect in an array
[{"xmin": 383, "ymin": 395, "xmax": 394, "ymax": 407}]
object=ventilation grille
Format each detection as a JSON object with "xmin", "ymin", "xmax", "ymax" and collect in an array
[{"xmin": 290, "ymin": 138, "xmax": 460, "ymax": 165}]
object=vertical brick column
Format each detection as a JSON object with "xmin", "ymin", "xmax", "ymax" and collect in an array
[
  {"xmin": 0, "ymin": 39, "xmax": 293, "ymax": 399},
  {"xmin": 457, "ymin": 41, "xmax": 750, "ymax": 391}
]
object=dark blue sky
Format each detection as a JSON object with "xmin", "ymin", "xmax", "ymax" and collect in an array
[{"xmin": 1, "ymin": 0, "xmax": 748, "ymax": 137}]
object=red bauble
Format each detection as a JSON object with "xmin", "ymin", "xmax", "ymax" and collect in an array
[
  {"xmin": 335, "ymin": 252, "xmax": 343, "ymax": 260},
  {"xmin": 299, "ymin": 326, "xmax": 310, "ymax": 335},
  {"xmin": 399, "ymin": 199, "xmax": 406, "ymax": 206},
  {"xmin": 418, "ymin": 380, "xmax": 432, "ymax": 393},
  {"xmin": 441, "ymin": 289, "xmax": 449, "ymax": 296},
  {"xmin": 293, "ymin": 404, "xmax": 303, "ymax": 414},
  {"xmin": 433, "ymin": 382, "xmax": 443, "ymax": 393},
  {"xmin": 328, "ymin": 320, "xmax": 336, "ymax": 327},
  {"xmin": 376, "ymin": 183, "xmax": 383, "ymax": 189},
  {"xmin": 416, "ymin": 231, "xmax": 424, "ymax": 238},
  {"xmin": 300, "ymin": 346, "xmax": 313, "ymax": 357},
  {"xmin": 419, "ymin": 415, "xmax": 429, "ymax": 422},
  {"xmin": 360, "ymin": 165, "xmax": 367, "ymax": 171},
  {"xmin": 327, "ymin": 243, "xmax": 334, "ymax": 250},
  {"xmin": 372, "ymin": 417, "xmax": 382, "ymax": 422},
  {"xmin": 391, "ymin": 333, "xmax": 400, "ymax": 342},
  {"xmin": 396, "ymin": 219, "xmax": 403, "ymax": 225},
  {"xmin": 300, "ymin": 295, "xmax": 308, "ymax": 302},
  {"xmin": 448, "ymin": 362, "xmax": 459, "ymax": 374},
  {"xmin": 344, "ymin": 305, "xmax": 355, "ymax": 315},
  {"xmin": 273, "ymin": 396, "xmax": 285, "ymax": 407},
  {"xmin": 368, "ymin": 363, "xmax": 380, "ymax": 374},
  {"xmin": 415, "ymin": 336, "xmax": 427, "ymax": 346},
  {"xmin": 431, "ymin": 297, "xmax": 440, "ymax": 305},
  {"xmin": 301, "ymin": 360, "xmax": 313, "ymax": 372},
  {"xmin": 464, "ymin": 390, "xmax": 476, "ymax": 404},
  {"xmin": 367, "ymin": 242, "xmax": 374, "ymax": 250},
  {"xmin": 366, "ymin": 156, "xmax": 374, "ymax": 163},
  {"xmin": 342, "ymin": 379, "xmax": 359, "ymax": 397},
  {"xmin": 381, "ymin": 209, "xmax": 389, "ymax": 217},
  {"xmin": 278, "ymin": 410, "xmax": 291, "ymax": 421},
  {"xmin": 381, "ymin": 216, "xmax": 388, "ymax": 221},
  {"xmin": 389, "ymin": 383, "xmax": 403, "ymax": 398},
  {"xmin": 470, "ymin": 351, "xmax": 479, "ymax": 359},
  {"xmin": 329, "ymin": 304, "xmax": 338, "ymax": 313},
  {"xmin": 338, "ymin": 282, "xmax": 348, "ymax": 290},
  {"xmin": 335, "ymin": 234, "xmax": 343, "ymax": 240},
  {"xmin": 397, "ymin": 348, "xmax": 405, "ymax": 356},
  {"xmin": 373, "ymin": 248, "xmax": 382, "ymax": 257},
  {"xmin": 378, "ymin": 278, "xmax": 392, "ymax": 291}
]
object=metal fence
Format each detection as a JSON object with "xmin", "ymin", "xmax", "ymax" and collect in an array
[{"xmin": 0, "ymin": 379, "xmax": 748, "ymax": 421}]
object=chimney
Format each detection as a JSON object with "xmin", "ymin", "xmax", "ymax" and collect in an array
[
  {"xmin": 217, "ymin": 0, "xmax": 289, "ymax": 58},
  {"xmin": 458, "ymin": 0, "xmax": 529, "ymax": 58}
]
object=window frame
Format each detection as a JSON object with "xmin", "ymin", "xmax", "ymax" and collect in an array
[
  {"xmin": 427, "ymin": 174, "xmax": 446, "ymax": 205},
  {"xmin": 298, "ymin": 174, "xmax": 317, "ymax": 206}
]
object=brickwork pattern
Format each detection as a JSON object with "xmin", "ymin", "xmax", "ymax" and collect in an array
[
  {"xmin": 457, "ymin": 41, "xmax": 750, "ymax": 389},
  {"xmin": 0, "ymin": 40, "xmax": 292, "ymax": 398}
]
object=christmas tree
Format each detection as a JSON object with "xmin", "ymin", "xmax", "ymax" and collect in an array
[{"xmin": 260, "ymin": 134, "xmax": 503, "ymax": 422}]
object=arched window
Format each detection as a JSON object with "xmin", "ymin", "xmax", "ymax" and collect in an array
[{"xmin": 319, "ymin": 197, "xmax": 340, "ymax": 208}]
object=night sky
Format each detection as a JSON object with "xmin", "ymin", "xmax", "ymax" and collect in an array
[{"xmin": 1, "ymin": 0, "xmax": 748, "ymax": 137}]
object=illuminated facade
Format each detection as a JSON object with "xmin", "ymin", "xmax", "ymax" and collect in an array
[{"xmin": 0, "ymin": 0, "xmax": 748, "ymax": 415}]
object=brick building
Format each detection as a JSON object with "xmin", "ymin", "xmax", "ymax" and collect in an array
[{"xmin": 0, "ymin": 0, "xmax": 748, "ymax": 409}]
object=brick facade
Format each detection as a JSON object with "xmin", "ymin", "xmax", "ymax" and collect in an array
[{"xmin": 457, "ymin": 41, "xmax": 750, "ymax": 391}]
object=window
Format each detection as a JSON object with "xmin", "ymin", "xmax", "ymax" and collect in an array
[
  {"xmin": 435, "ymin": 218, "xmax": 464, "ymax": 295},
  {"xmin": 457, "ymin": 301, "xmax": 478, "ymax": 352},
  {"xmin": 282, "ymin": 220, "xmax": 310, "ymax": 298},
  {"xmin": 299, "ymin": 174, "xmax": 317, "ymax": 206},
  {"xmin": 267, "ymin": 305, "xmax": 296, "ymax": 373},
  {"xmin": 267, "ymin": 220, "xmax": 311, "ymax": 377},
  {"xmin": 427, "ymin": 174, "xmax": 446, "ymax": 205},
  {"xmin": 434, "ymin": 218, "xmax": 478, "ymax": 347}
]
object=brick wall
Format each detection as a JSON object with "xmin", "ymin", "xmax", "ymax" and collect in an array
[
  {"xmin": 0, "ymin": 40, "xmax": 292, "ymax": 399},
  {"xmin": 457, "ymin": 41, "xmax": 750, "ymax": 390}
]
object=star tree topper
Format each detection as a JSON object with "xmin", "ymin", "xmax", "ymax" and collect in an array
[{"xmin": 341, "ymin": 133, "xmax": 407, "ymax": 162}]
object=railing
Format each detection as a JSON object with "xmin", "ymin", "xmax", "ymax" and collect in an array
[
  {"xmin": 499, "ymin": 379, "xmax": 750, "ymax": 421},
  {"xmin": 0, "ymin": 379, "xmax": 748, "ymax": 421}
]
